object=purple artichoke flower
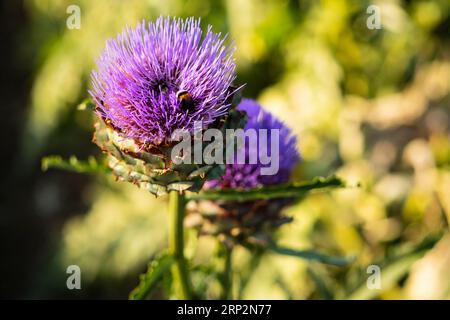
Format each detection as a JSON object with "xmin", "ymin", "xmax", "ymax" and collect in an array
[
  {"xmin": 208, "ymin": 99, "xmax": 301, "ymax": 189},
  {"xmin": 90, "ymin": 16, "xmax": 236, "ymax": 146},
  {"xmin": 89, "ymin": 17, "xmax": 245, "ymax": 197},
  {"xmin": 186, "ymin": 100, "xmax": 300, "ymax": 244}
]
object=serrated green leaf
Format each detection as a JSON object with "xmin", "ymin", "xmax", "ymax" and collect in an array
[
  {"xmin": 41, "ymin": 155, "xmax": 108, "ymax": 174},
  {"xmin": 186, "ymin": 175, "xmax": 347, "ymax": 202},
  {"xmin": 129, "ymin": 252, "xmax": 174, "ymax": 300}
]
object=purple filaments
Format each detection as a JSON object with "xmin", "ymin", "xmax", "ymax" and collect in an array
[
  {"xmin": 90, "ymin": 16, "xmax": 236, "ymax": 146},
  {"xmin": 208, "ymin": 99, "xmax": 301, "ymax": 189}
]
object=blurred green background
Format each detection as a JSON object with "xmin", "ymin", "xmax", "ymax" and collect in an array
[{"xmin": 0, "ymin": 0, "xmax": 449, "ymax": 299}]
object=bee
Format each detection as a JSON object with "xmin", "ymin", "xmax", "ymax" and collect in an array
[{"xmin": 176, "ymin": 90, "xmax": 195, "ymax": 111}]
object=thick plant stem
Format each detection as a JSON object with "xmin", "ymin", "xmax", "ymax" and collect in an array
[
  {"xmin": 168, "ymin": 190, "xmax": 192, "ymax": 299},
  {"xmin": 220, "ymin": 244, "xmax": 233, "ymax": 300}
]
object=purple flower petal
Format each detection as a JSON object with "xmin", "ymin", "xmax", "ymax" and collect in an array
[{"xmin": 208, "ymin": 99, "xmax": 301, "ymax": 189}]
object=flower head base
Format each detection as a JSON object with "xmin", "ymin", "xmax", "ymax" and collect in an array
[{"xmin": 90, "ymin": 16, "xmax": 237, "ymax": 147}]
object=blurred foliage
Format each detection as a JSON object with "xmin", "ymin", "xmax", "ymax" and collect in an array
[
  {"xmin": 6, "ymin": 0, "xmax": 450, "ymax": 299},
  {"xmin": 41, "ymin": 155, "xmax": 108, "ymax": 173}
]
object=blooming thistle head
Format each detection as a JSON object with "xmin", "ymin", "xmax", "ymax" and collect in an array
[
  {"xmin": 90, "ymin": 16, "xmax": 237, "ymax": 147},
  {"xmin": 187, "ymin": 99, "xmax": 301, "ymax": 245},
  {"xmin": 208, "ymin": 98, "xmax": 301, "ymax": 189},
  {"xmin": 90, "ymin": 17, "xmax": 245, "ymax": 196}
]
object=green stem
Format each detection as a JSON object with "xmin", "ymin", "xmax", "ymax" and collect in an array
[
  {"xmin": 168, "ymin": 190, "xmax": 192, "ymax": 299},
  {"xmin": 220, "ymin": 244, "xmax": 233, "ymax": 300}
]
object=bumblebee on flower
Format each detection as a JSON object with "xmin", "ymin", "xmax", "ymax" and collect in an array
[{"xmin": 90, "ymin": 17, "xmax": 245, "ymax": 196}]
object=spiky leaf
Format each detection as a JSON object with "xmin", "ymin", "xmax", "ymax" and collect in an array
[
  {"xmin": 186, "ymin": 176, "xmax": 347, "ymax": 202},
  {"xmin": 41, "ymin": 155, "xmax": 108, "ymax": 174}
]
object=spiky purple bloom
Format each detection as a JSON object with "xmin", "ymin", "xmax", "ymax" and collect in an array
[
  {"xmin": 90, "ymin": 16, "xmax": 236, "ymax": 146},
  {"xmin": 209, "ymin": 99, "xmax": 301, "ymax": 189}
]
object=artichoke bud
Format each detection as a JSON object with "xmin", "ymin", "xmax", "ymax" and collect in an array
[{"xmin": 185, "ymin": 198, "xmax": 294, "ymax": 246}]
